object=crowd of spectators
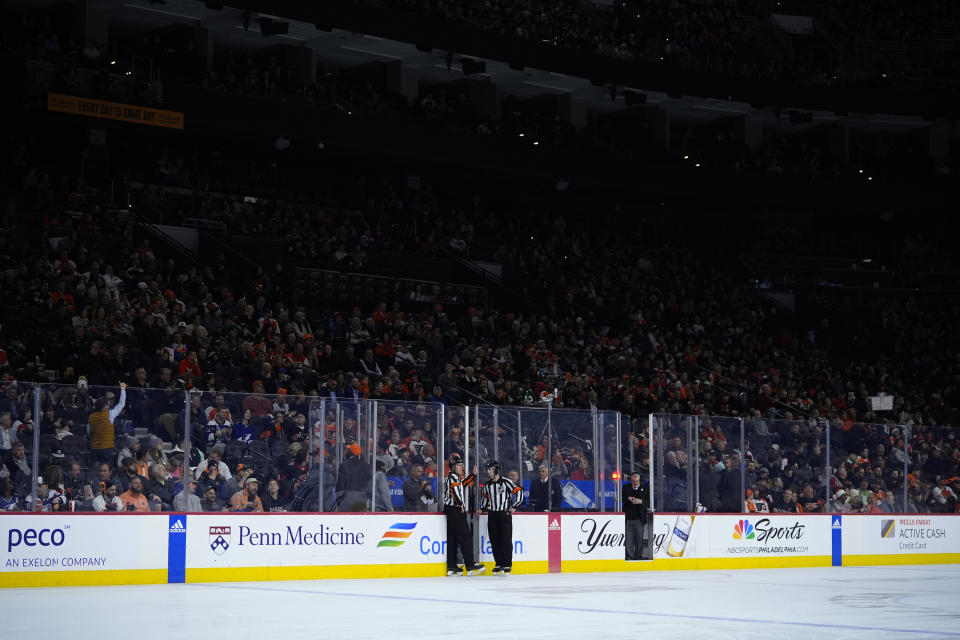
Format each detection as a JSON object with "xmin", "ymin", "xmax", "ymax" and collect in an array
[
  {"xmin": 1, "ymin": 109, "xmax": 958, "ymax": 516},
  {"xmin": 0, "ymin": 3, "xmax": 957, "ymax": 516},
  {"xmin": 822, "ymin": 0, "xmax": 960, "ymax": 81},
  {"xmin": 6, "ymin": 0, "xmax": 958, "ymax": 89},
  {"xmin": 652, "ymin": 412, "xmax": 958, "ymax": 516},
  {"xmin": 364, "ymin": 0, "xmax": 790, "ymax": 79},
  {"xmin": 364, "ymin": 0, "xmax": 959, "ymax": 83}
]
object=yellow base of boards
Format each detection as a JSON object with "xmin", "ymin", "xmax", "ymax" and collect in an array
[
  {"xmin": 0, "ymin": 569, "xmax": 167, "ymax": 588},
  {"xmin": 564, "ymin": 556, "xmax": 833, "ymax": 572},
  {"xmin": 841, "ymin": 553, "xmax": 960, "ymax": 567},
  {"xmin": 564, "ymin": 553, "xmax": 960, "ymax": 573},
  {"xmin": 3, "ymin": 555, "xmax": 957, "ymax": 588},
  {"xmin": 185, "ymin": 560, "xmax": 550, "ymax": 583}
]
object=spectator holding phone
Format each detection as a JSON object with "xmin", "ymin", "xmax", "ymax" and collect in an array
[
  {"xmin": 119, "ymin": 476, "xmax": 150, "ymax": 511},
  {"xmin": 200, "ymin": 485, "xmax": 223, "ymax": 512},
  {"xmin": 92, "ymin": 481, "xmax": 123, "ymax": 512},
  {"xmin": 229, "ymin": 476, "xmax": 263, "ymax": 512},
  {"xmin": 402, "ymin": 463, "xmax": 435, "ymax": 511}
]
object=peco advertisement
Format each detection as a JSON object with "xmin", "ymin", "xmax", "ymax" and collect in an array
[{"xmin": 0, "ymin": 515, "xmax": 167, "ymax": 574}]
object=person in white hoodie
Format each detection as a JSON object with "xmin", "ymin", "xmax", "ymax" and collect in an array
[{"xmin": 92, "ymin": 482, "xmax": 124, "ymax": 512}]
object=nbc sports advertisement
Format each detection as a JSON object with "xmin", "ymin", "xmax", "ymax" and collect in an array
[
  {"xmin": 0, "ymin": 514, "xmax": 168, "ymax": 585},
  {"xmin": 652, "ymin": 514, "xmax": 831, "ymax": 560},
  {"xmin": 185, "ymin": 514, "xmax": 447, "ymax": 571},
  {"xmin": 841, "ymin": 515, "xmax": 960, "ymax": 560}
]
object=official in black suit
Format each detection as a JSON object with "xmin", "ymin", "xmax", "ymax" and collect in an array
[{"xmin": 623, "ymin": 472, "xmax": 650, "ymax": 560}]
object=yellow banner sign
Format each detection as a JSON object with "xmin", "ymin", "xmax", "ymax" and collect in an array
[{"xmin": 47, "ymin": 93, "xmax": 184, "ymax": 130}]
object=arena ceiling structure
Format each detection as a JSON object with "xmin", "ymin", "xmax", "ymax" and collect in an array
[{"xmin": 46, "ymin": 0, "xmax": 939, "ymax": 135}]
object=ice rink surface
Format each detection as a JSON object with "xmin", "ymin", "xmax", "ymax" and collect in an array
[{"xmin": 5, "ymin": 565, "xmax": 960, "ymax": 639}]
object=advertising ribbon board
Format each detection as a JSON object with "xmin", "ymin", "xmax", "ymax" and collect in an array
[{"xmin": 48, "ymin": 93, "xmax": 184, "ymax": 129}]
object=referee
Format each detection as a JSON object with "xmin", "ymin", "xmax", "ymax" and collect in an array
[
  {"xmin": 480, "ymin": 459, "xmax": 524, "ymax": 575},
  {"xmin": 443, "ymin": 454, "xmax": 485, "ymax": 576}
]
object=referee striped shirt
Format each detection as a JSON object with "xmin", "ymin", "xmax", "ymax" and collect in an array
[
  {"xmin": 481, "ymin": 476, "xmax": 524, "ymax": 512},
  {"xmin": 444, "ymin": 472, "xmax": 476, "ymax": 509}
]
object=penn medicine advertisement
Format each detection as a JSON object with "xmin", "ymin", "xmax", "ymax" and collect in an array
[
  {"xmin": 187, "ymin": 514, "xmax": 548, "ymax": 569},
  {"xmin": 188, "ymin": 514, "xmax": 444, "ymax": 568}
]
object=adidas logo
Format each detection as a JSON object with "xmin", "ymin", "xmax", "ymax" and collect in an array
[
  {"xmin": 169, "ymin": 519, "xmax": 186, "ymax": 533},
  {"xmin": 832, "ymin": 518, "xmax": 841, "ymax": 529},
  {"xmin": 548, "ymin": 518, "xmax": 560, "ymax": 531}
]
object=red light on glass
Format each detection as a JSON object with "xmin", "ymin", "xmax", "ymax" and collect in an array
[{"xmin": 611, "ymin": 471, "xmax": 620, "ymax": 480}]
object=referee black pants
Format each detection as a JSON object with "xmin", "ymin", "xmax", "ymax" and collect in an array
[
  {"xmin": 445, "ymin": 506, "xmax": 475, "ymax": 568},
  {"xmin": 487, "ymin": 511, "xmax": 513, "ymax": 568}
]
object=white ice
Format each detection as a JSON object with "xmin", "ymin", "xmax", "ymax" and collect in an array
[{"xmin": 5, "ymin": 565, "xmax": 960, "ymax": 639}]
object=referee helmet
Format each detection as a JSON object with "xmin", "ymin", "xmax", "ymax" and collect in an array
[{"xmin": 485, "ymin": 459, "xmax": 501, "ymax": 475}]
